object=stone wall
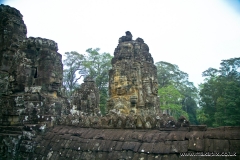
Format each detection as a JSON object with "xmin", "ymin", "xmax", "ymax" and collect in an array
[
  {"xmin": 1, "ymin": 125, "xmax": 239, "ymax": 159},
  {"xmin": 20, "ymin": 126, "xmax": 240, "ymax": 160}
]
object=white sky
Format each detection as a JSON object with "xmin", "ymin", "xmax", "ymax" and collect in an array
[{"xmin": 3, "ymin": 0, "xmax": 240, "ymax": 87}]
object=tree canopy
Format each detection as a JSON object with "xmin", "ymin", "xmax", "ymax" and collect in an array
[
  {"xmin": 83, "ymin": 48, "xmax": 113, "ymax": 114},
  {"xmin": 63, "ymin": 49, "xmax": 239, "ymax": 127},
  {"xmin": 156, "ymin": 61, "xmax": 198, "ymax": 123},
  {"xmin": 63, "ymin": 48, "xmax": 113, "ymax": 114},
  {"xmin": 198, "ymin": 57, "xmax": 240, "ymax": 127},
  {"xmin": 63, "ymin": 51, "xmax": 86, "ymax": 97}
]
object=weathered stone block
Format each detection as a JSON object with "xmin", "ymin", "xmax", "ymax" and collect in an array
[
  {"xmin": 132, "ymin": 152, "xmax": 140, "ymax": 160},
  {"xmin": 152, "ymin": 142, "xmax": 171, "ymax": 154},
  {"xmin": 166, "ymin": 131, "xmax": 186, "ymax": 141},
  {"xmin": 189, "ymin": 125, "xmax": 207, "ymax": 131},
  {"xmin": 52, "ymin": 142, "xmax": 61, "ymax": 151},
  {"xmin": 162, "ymin": 154, "xmax": 179, "ymax": 160},
  {"xmin": 225, "ymin": 126, "xmax": 240, "ymax": 140},
  {"xmin": 131, "ymin": 130, "xmax": 146, "ymax": 142},
  {"xmin": 229, "ymin": 140, "xmax": 240, "ymax": 154},
  {"xmin": 63, "ymin": 140, "xmax": 72, "ymax": 149},
  {"xmin": 188, "ymin": 139, "xmax": 204, "ymax": 151},
  {"xmin": 0, "ymin": 71, "xmax": 9, "ymax": 96},
  {"xmin": 115, "ymin": 141, "xmax": 124, "ymax": 151},
  {"xmin": 122, "ymin": 141, "xmax": 141, "ymax": 152},
  {"xmin": 213, "ymin": 139, "xmax": 229, "ymax": 152},
  {"xmin": 172, "ymin": 141, "xmax": 188, "ymax": 153},
  {"xmin": 204, "ymin": 127, "xmax": 225, "ymax": 139},
  {"xmin": 204, "ymin": 138, "xmax": 214, "ymax": 152},
  {"xmin": 186, "ymin": 131, "xmax": 204, "ymax": 140},
  {"xmin": 156, "ymin": 131, "xmax": 169, "ymax": 142},
  {"xmin": 142, "ymin": 132, "xmax": 155, "ymax": 143},
  {"xmin": 95, "ymin": 151, "xmax": 108, "ymax": 160}
]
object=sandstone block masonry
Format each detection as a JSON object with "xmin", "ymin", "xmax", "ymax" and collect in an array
[
  {"xmin": 71, "ymin": 76, "xmax": 100, "ymax": 116},
  {"xmin": 0, "ymin": 4, "xmax": 70, "ymax": 159},
  {"xmin": 0, "ymin": 4, "xmax": 70, "ymax": 128},
  {"xmin": 108, "ymin": 31, "xmax": 160, "ymax": 116},
  {"xmin": 29, "ymin": 126, "xmax": 240, "ymax": 159}
]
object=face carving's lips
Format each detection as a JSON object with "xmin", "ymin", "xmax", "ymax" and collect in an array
[
  {"xmin": 117, "ymin": 88, "xmax": 126, "ymax": 95},
  {"xmin": 50, "ymin": 82, "xmax": 61, "ymax": 91}
]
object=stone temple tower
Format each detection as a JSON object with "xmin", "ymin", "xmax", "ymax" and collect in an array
[
  {"xmin": 0, "ymin": 4, "xmax": 70, "ymax": 129},
  {"xmin": 108, "ymin": 31, "xmax": 160, "ymax": 116}
]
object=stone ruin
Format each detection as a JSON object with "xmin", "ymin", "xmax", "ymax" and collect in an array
[
  {"xmin": 0, "ymin": 4, "xmax": 70, "ymax": 129},
  {"xmin": 63, "ymin": 32, "xmax": 181, "ymax": 130},
  {"xmin": 71, "ymin": 76, "xmax": 100, "ymax": 116},
  {"xmin": 0, "ymin": 4, "xmax": 240, "ymax": 160},
  {"xmin": 108, "ymin": 31, "xmax": 160, "ymax": 116},
  {"xmin": 0, "ymin": 4, "xmax": 70, "ymax": 153}
]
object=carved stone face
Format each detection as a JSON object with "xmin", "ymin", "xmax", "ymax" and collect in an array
[
  {"xmin": 113, "ymin": 97, "xmax": 130, "ymax": 114},
  {"xmin": 119, "ymin": 42, "xmax": 133, "ymax": 59},
  {"xmin": 120, "ymin": 43, "xmax": 133, "ymax": 53},
  {"xmin": 0, "ymin": 50, "xmax": 15, "ymax": 71},
  {"xmin": 107, "ymin": 32, "xmax": 160, "ymax": 115},
  {"xmin": 134, "ymin": 43, "xmax": 140, "ymax": 55},
  {"xmin": 152, "ymin": 80, "xmax": 158, "ymax": 95},
  {"xmin": 7, "ymin": 50, "xmax": 33, "ymax": 92},
  {"xmin": 140, "ymin": 43, "xmax": 149, "ymax": 52},
  {"xmin": 143, "ymin": 79, "xmax": 152, "ymax": 95},
  {"xmin": 114, "ymin": 75, "xmax": 128, "ymax": 95},
  {"xmin": 37, "ymin": 51, "xmax": 62, "ymax": 91},
  {"xmin": 0, "ymin": 14, "xmax": 27, "ymax": 51}
]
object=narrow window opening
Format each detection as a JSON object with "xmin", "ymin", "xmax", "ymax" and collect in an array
[{"xmin": 33, "ymin": 67, "xmax": 37, "ymax": 78}]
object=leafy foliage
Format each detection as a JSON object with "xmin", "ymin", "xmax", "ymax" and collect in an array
[
  {"xmin": 63, "ymin": 49, "xmax": 112, "ymax": 114},
  {"xmin": 158, "ymin": 85, "xmax": 188, "ymax": 119},
  {"xmin": 155, "ymin": 61, "xmax": 188, "ymax": 88},
  {"xmin": 199, "ymin": 57, "xmax": 240, "ymax": 127},
  {"xmin": 63, "ymin": 51, "xmax": 86, "ymax": 97},
  {"xmin": 82, "ymin": 48, "xmax": 113, "ymax": 114},
  {"xmin": 155, "ymin": 61, "xmax": 198, "ymax": 124}
]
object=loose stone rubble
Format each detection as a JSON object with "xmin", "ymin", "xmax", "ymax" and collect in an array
[{"xmin": 0, "ymin": 4, "xmax": 240, "ymax": 160}]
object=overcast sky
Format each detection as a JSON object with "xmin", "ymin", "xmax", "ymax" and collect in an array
[{"xmin": 2, "ymin": 0, "xmax": 240, "ymax": 87}]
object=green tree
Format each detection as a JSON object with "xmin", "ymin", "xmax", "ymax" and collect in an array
[
  {"xmin": 63, "ymin": 51, "xmax": 86, "ymax": 97},
  {"xmin": 158, "ymin": 85, "xmax": 188, "ymax": 119},
  {"xmin": 155, "ymin": 61, "xmax": 188, "ymax": 88},
  {"xmin": 199, "ymin": 77, "xmax": 222, "ymax": 126},
  {"xmin": 155, "ymin": 61, "xmax": 198, "ymax": 123},
  {"xmin": 196, "ymin": 107, "xmax": 209, "ymax": 125},
  {"xmin": 214, "ymin": 81, "xmax": 240, "ymax": 126},
  {"xmin": 199, "ymin": 57, "xmax": 240, "ymax": 127},
  {"xmin": 83, "ymin": 48, "xmax": 113, "ymax": 114}
]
